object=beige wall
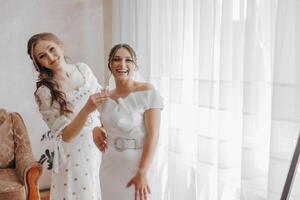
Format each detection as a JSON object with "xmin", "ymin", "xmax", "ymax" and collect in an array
[
  {"xmin": 0, "ymin": 0, "xmax": 108, "ymax": 189},
  {"xmin": 103, "ymin": 0, "xmax": 113, "ymax": 86}
]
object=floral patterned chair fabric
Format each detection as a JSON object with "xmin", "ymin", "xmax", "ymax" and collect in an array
[{"xmin": 0, "ymin": 109, "xmax": 42, "ymax": 200}]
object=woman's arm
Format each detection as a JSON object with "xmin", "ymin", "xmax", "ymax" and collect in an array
[
  {"xmin": 138, "ymin": 108, "xmax": 161, "ymax": 174},
  {"xmin": 62, "ymin": 92, "xmax": 108, "ymax": 142},
  {"xmin": 127, "ymin": 108, "xmax": 161, "ymax": 200}
]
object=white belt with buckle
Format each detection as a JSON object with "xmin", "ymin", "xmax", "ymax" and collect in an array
[{"xmin": 107, "ymin": 135, "xmax": 145, "ymax": 152}]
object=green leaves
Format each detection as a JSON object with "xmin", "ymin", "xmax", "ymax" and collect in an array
[
  {"xmin": 39, "ymin": 130, "xmax": 54, "ymax": 170},
  {"xmin": 40, "ymin": 130, "xmax": 52, "ymax": 141},
  {"xmin": 38, "ymin": 149, "xmax": 54, "ymax": 170}
]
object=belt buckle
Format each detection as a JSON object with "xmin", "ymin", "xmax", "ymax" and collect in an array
[
  {"xmin": 130, "ymin": 138, "xmax": 141, "ymax": 149},
  {"xmin": 114, "ymin": 137, "xmax": 125, "ymax": 152},
  {"xmin": 133, "ymin": 139, "xmax": 138, "ymax": 149}
]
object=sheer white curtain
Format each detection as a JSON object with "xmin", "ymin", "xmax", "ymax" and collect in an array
[
  {"xmin": 109, "ymin": 0, "xmax": 299, "ymax": 199},
  {"xmin": 268, "ymin": 0, "xmax": 300, "ymax": 199}
]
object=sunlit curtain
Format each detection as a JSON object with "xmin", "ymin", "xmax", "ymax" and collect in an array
[
  {"xmin": 268, "ymin": 0, "xmax": 300, "ymax": 199},
  {"xmin": 109, "ymin": 0, "xmax": 298, "ymax": 199}
]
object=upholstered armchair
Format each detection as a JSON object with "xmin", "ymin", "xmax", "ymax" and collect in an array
[{"xmin": 0, "ymin": 109, "xmax": 42, "ymax": 200}]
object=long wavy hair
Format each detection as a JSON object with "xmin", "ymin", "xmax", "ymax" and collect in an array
[
  {"xmin": 27, "ymin": 32, "xmax": 72, "ymax": 115},
  {"xmin": 108, "ymin": 43, "xmax": 138, "ymax": 71}
]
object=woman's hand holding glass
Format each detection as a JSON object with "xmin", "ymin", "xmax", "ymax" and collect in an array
[{"xmin": 83, "ymin": 86, "xmax": 109, "ymax": 114}]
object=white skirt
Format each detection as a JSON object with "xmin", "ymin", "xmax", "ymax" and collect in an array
[{"xmin": 100, "ymin": 145, "xmax": 163, "ymax": 200}]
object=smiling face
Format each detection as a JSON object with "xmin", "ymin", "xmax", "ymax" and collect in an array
[
  {"xmin": 33, "ymin": 40, "xmax": 65, "ymax": 70},
  {"xmin": 109, "ymin": 47, "xmax": 136, "ymax": 81}
]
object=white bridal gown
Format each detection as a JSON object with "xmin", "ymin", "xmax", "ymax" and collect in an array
[
  {"xmin": 99, "ymin": 89, "xmax": 164, "ymax": 200},
  {"xmin": 36, "ymin": 63, "xmax": 102, "ymax": 200}
]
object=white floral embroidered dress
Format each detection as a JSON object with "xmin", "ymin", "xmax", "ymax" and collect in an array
[
  {"xmin": 36, "ymin": 63, "xmax": 101, "ymax": 200},
  {"xmin": 99, "ymin": 89, "xmax": 164, "ymax": 200}
]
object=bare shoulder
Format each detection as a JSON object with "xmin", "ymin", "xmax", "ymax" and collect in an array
[{"xmin": 135, "ymin": 82, "xmax": 154, "ymax": 92}]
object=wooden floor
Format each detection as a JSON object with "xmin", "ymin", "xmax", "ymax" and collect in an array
[{"xmin": 40, "ymin": 189, "xmax": 50, "ymax": 200}]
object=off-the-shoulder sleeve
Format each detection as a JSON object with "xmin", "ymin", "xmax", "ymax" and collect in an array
[
  {"xmin": 35, "ymin": 86, "xmax": 70, "ymax": 173},
  {"xmin": 145, "ymin": 89, "xmax": 164, "ymax": 110}
]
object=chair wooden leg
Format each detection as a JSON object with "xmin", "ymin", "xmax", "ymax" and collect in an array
[{"xmin": 26, "ymin": 165, "xmax": 42, "ymax": 200}]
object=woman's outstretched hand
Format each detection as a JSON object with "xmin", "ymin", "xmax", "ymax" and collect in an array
[
  {"xmin": 93, "ymin": 126, "xmax": 107, "ymax": 152},
  {"xmin": 126, "ymin": 171, "xmax": 151, "ymax": 200}
]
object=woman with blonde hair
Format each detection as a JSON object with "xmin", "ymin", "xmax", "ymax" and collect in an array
[{"xmin": 27, "ymin": 32, "xmax": 106, "ymax": 200}]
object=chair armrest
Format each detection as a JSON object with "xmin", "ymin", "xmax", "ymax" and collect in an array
[
  {"xmin": 16, "ymin": 152, "xmax": 40, "ymax": 184},
  {"xmin": 26, "ymin": 164, "xmax": 42, "ymax": 200}
]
